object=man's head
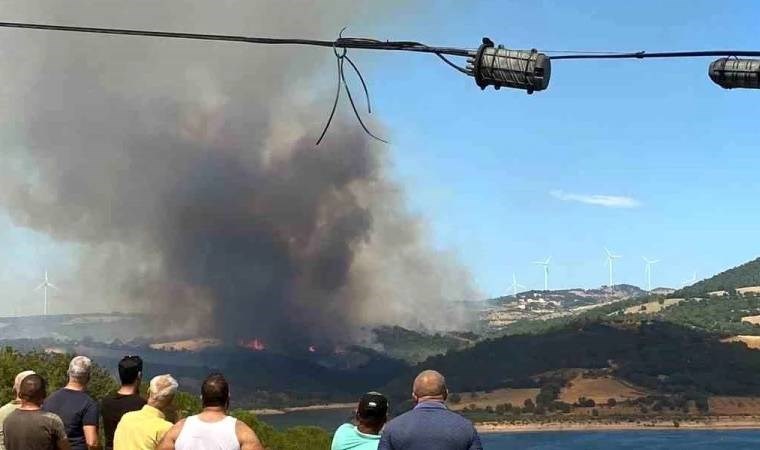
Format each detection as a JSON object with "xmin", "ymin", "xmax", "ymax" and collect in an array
[
  {"xmin": 201, "ymin": 373, "xmax": 229, "ymax": 409},
  {"xmin": 355, "ymin": 392, "xmax": 388, "ymax": 432},
  {"xmin": 118, "ymin": 355, "xmax": 143, "ymax": 386},
  {"xmin": 13, "ymin": 370, "xmax": 36, "ymax": 398},
  {"xmin": 68, "ymin": 355, "xmax": 92, "ymax": 385},
  {"xmin": 18, "ymin": 373, "xmax": 47, "ymax": 406},
  {"xmin": 412, "ymin": 370, "xmax": 448, "ymax": 404},
  {"xmin": 147, "ymin": 374, "xmax": 178, "ymax": 410}
]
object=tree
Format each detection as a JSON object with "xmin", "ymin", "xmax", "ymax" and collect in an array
[
  {"xmin": 607, "ymin": 398, "xmax": 617, "ymax": 407},
  {"xmin": 449, "ymin": 392, "xmax": 462, "ymax": 404}
]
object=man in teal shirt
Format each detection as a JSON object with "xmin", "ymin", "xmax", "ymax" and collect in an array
[{"xmin": 332, "ymin": 392, "xmax": 388, "ymax": 450}]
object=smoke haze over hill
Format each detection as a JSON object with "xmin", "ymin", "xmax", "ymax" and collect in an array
[{"xmin": 0, "ymin": 1, "xmax": 477, "ymax": 346}]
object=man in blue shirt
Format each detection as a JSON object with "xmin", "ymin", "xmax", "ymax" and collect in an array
[
  {"xmin": 43, "ymin": 356, "xmax": 100, "ymax": 450},
  {"xmin": 331, "ymin": 392, "xmax": 388, "ymax": 450},
  {"xmin": 378, "ymin": 370, "xmax": 482, "ymax": 450}
]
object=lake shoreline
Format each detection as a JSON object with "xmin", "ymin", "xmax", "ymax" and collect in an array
[
  {"xmin": 252, "ymin": 403, "xmax": 355, "ymax": 416},
  {"xmin": 476, "ymin": 417, "xmax": 760, "ymax": 433}
]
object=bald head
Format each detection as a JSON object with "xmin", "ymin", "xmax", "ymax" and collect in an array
[{"xmin": 412, "ymin": 370, "xmax": 447, "ymax": 401}]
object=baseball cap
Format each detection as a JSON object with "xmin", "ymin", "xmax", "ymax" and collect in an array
[
  {"xmin": 357, "ymin": 392, "xmax": 388, "ymax": 420},
  {"xmin": 13, "ymin": 370, "xmax": 36, "ymax": 394}
]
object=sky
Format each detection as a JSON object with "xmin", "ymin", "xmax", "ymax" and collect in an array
[{"xmin": 1, "ymin": 0, "xmax": 759, "ymax": 314}]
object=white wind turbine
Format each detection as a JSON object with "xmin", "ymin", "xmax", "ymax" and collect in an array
[
  {"xmin": 35, "ymin": 270, "xmax": 58, "ymax": 316},
  {"xmin": 533, "ymin": 257, "xmax": 551, "ymax": 291},
  {"xmin": 605, "ymin": 248, "xmax": 622, "ymax": 287},
  {"xmin": 642, "ymin": 257, "xmax": 660, "ymax": 292},
  {"xmin": 510, "ymin": 273, "xmax": 527, "ymax": 296}
]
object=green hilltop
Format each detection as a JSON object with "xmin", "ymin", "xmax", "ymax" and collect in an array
[{"xmin": 674, "ymin": 257, "xmax": 760, "ymax": 298}]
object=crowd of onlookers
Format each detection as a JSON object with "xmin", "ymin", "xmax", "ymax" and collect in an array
[
  {"xmin": 0, "ymin": 355, "xmax": 482, "ymax": 450},
  {"xmin": 0, "ymin": 355, "xmax": 263, "ymax": 450}
]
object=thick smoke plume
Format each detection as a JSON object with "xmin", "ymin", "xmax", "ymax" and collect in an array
[{"xmin": 0, "ymin": 1, "xmax": 477, "ymax": 346}]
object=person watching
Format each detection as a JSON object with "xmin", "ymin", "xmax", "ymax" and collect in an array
[
  {"xmin": 157, "ymin": 373, "xmax": 263, "ymax": 450},
  {"xmin": 114, "ymin": 374, "xmax": 178, "ymax": 450},
  {"xmin": 378, "ymin": 370, "xmax": 482, "ymax": 450},
  {"xmin": 3, "ymin": 373, "xmax": 70, "ymax": 450},
  {"xmin": 0, "ymin": 370, "xmax": 36, "ymax": 450},
  {"xmin": 331, "ymin": 392, "xmax": 389, "ymax": 450},
  {"xmin": 102, "ymin": 355, "xmax": 147, "ymax": 450},
  {"xmin": 43, "ymin": 356, "xmax": 100, "ymax": 450}
]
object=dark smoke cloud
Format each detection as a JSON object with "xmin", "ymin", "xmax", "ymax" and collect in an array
[{"xmin": 0, "ymin": 1, "xmax": 478, "ymax": 345}]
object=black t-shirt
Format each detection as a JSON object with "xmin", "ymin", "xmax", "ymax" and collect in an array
[
  {"xmin": 42, "ymin": 388, "xmax": 99, "ymax": 450},
  {"xmin": 3, "ymin": 409, "xmax": 67, "ymax": 450},
  {"xmin": 100, "ymin": 392, "xmax": 146, "ymax": 449}
]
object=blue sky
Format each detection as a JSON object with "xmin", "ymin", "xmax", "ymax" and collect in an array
[
  {"xmin": 1, "ymin": 0, "xmax": 759, "ymax": 311},
  {"xmin": 363, "ymin": 0, "xmax": 760, "ymax": 295}
]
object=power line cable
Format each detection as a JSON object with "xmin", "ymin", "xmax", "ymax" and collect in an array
[
  {"xmin": 0, "ymin": 20, "xmax": 758, "ymax": 143},
  {"xmin": 549, "ymin": 50, "xmax": 760, "ymax": 60}
]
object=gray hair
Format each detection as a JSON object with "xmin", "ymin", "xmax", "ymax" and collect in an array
[
  {"xmin": 68, "ymin": 356, "xmax": 92, "ymax": 382},
  {"xmin": 149, "ymin": 374, "xmax": 178, "ymax": 404}
]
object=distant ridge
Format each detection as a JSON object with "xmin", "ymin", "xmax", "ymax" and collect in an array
[
  {"xmin": 489, "ymin": 284, "xmax": 648, "ymax": 309},
  {"xmin": 674, "ymin": 257, "xmax": 760, "ymax": 298}
]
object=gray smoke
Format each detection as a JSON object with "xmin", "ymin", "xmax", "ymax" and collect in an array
[{"xmin": 0, "ymin": 1, "xmax": 477, "ymax": 346}]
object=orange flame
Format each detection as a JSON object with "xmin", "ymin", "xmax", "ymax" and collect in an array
[{"xmin": 239, "ymin": 338, "xmax": 266, "ymax": 351}]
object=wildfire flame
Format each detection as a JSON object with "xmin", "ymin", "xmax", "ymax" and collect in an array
[
  {"xmin": 308, "ymin": 345, "xmax": 317, "ymax": 353},
  {"xmin": 239, "ymin": 338, "xmax": 266, "ymax": 351}
]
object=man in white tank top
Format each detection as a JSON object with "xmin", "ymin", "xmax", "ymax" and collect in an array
[{"xmin": 157, "ymin": 373, "xmax": 263, "ymax": 450}]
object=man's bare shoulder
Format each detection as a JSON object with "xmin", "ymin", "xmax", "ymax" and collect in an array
[
  {"xmin": 235, "ymin": 418, "xmax": 254, "ymax": 435},
  {"xmin": 235, "ymin": 419, "xmax": 264, "ymax": 450}
]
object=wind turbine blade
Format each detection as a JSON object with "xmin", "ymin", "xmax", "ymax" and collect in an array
[
  {"xmin": 545, "ymin": 256, "xmax": 552, "ymax": 264},
  {"xmin": 48, "ymin": 283, "xmax": 60, "ymax": 290},
  {"xmin": 605, "ymin": 248, "xmax": 612, "ymax": 257},
  {"xmin": 34, "ymin": 283, "xmax": 44, "ymax": 291}
]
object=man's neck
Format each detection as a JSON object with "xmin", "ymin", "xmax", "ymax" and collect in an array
[
  {"xmin": 117, "ymin": 384, "xmax": 139, "ymax": 395},
  {"xmin": 416, "ymin": 396, "xmax": 445, "ymax": 404},
  {"xmin": 19, "ymin": 402, "xmax": 41, "ymax": 411},
  {"xmin": 201, "ymin": 406, "xmax": 227, "ymax": 416},
  {"xmin": 357, "ymin": 423, "xmax": 382, "ymax": 436},
  {"xmin": 65, "ymin": 380, "xmax": 86, "ymax": 391}
]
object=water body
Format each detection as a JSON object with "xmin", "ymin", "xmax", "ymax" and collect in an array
[
  {"xmin": 260, "ymin": 408, "xmax": 355, "ymax": 431},
  {"xmin": 261, "ymin": 411, "xmax": 760, "ymax": 448},
  {"xmin": 480, "ymin": 430, "xmax": 760, "ymax": 449}
]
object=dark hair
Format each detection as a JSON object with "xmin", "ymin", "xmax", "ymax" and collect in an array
[
  {"xmin": 201, "ymin": 373, "xmax": 229, "ymax": 408},
  {"xmin": 19, "ymin": 374, "xmax": 47, "ymax": 404},
  {"xmin": 118, "ymin": 355, "xmax": 143, "ymax": 385}
]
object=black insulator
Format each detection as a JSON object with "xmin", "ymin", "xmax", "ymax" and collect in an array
[
  {"xmin": 709, "ymin": 58, "xmax": 760, "ymax": 89},
  {"xmin": 468, "ymin": 38, "xmax": 551, "ymax": 94}
]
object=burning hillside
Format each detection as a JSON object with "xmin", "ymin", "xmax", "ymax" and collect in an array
[{"xmin": 0, "ymin": 3, "xmax": 477, "ymax": 351}]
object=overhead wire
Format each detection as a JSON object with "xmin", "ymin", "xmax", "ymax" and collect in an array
[{"xmin": 0, "ymin": 20, "xmax": 759, "ymax": 143}]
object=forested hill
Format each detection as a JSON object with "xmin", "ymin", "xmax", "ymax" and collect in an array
[
  {"xmin": 383, "ymin": 321, "xmax": 760, "ymax": 401},
  {"xmin": 675, "ymin": 257, "xmax": 760, "ymax": 297}
]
